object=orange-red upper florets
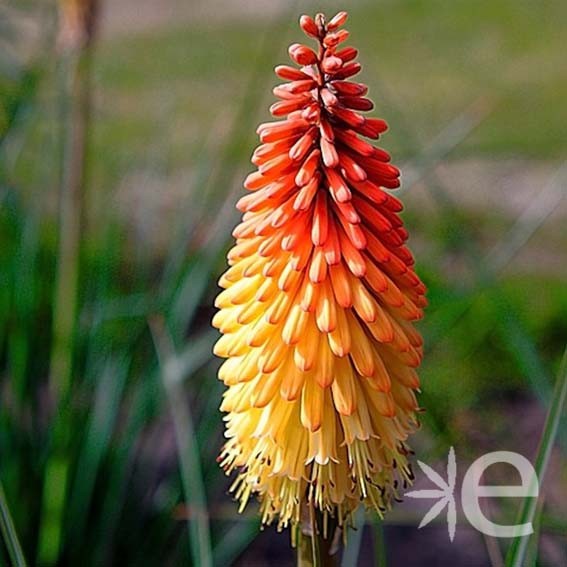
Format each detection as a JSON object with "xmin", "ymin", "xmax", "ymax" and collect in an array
[{"xmin": 240, "ymin": 12, "xmax": 425, "ymax": 312}]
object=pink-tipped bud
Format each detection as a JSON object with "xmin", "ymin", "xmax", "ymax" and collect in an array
[
  {"xmin": 320, "ymin": 88, "xmax": 338, "ymax": 107},
  {"xmin": 327, "ymin": 11, "xmax": 348, "ymax": 31},
  {"xmin": 339, "ymin": 96, "xmax": 374, "ymax": 111},
  {"xmin": 275, "ymin": 65, "xmax": 309, "ymax": 81},
  {"xmin": 321, "ymin": 56, "xmax": 343, "ymax": 73},
  {"xmin": 288, "ymin": 43, "xmax": 318, "ymax": 66},
  {"xmin": 330, "ymin": 80, "xmax": 368, "ymax": 96},
  {"xmin": 335, "ymin": 46, "xmax": 358, "ymax": 63},
  {"xmin": 301, "ymin": 103, "xmax": 320, "ymax": 122},
  {"xmin": 323, "ymin": 29, "xmax": 349, "ymax": 48},
  {"xmin": 299, "ymin": 15, "xmax": 319, "ymax": 38},
  {"xmin": 333, "ymin": 61, "xmax": 361, "ymax": 80}
]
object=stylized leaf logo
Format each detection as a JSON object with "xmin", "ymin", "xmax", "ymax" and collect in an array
[{"xmin": 406, "ymin": 447, "xmax": 457, "ymax": 541}]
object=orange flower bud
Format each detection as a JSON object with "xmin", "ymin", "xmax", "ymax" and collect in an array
[
  {"xmin": 327, "ymin": 10, "xmax": 348, "ymax": 30},
  {"xmin": 321, "ymin": 55, "xmax": 343, "ymax": 73},
  {"xmin": 288, "ymin": 43, "xmax": 318, "ymax": 66},
  {"xmin": 299, "ymin": 14, "xmax": 319, "ymax": 38}
]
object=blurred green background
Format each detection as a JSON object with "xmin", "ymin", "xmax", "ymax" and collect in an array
[{"xmin": 1, "ymin": 0, "xmax": 566, "ymax": 565}]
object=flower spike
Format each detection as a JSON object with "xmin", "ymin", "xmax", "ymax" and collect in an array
[{"xmin": 213, "ymin": 11, "xmax": 427, "ymax": 532}]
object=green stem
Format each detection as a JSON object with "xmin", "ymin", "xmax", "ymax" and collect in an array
[
  {"xmin": 49, "ymin": 37, "xmax": 92, "ymax": 406},
  {"xmin": 0, "ymin": 480, "xmax": 27, "ymax": 567},
  {"xmin": 38, "ymin": 16, "xmax": 95, "ymax": 564},
  {"xmin": 297, "ymin": 529, "xmax": 318, "ymax": 567},
  {"xmin": 149, "ymin": 317, "xmax": 213, "ymax": 567},
  {"xmin": 505, "ymin": 347, "xmax": 567, "ymax": 567},
  {"xmin": 297, "ymin": 508, "xmax": 337, "ymax": 567},
  {"xmin": 374, "ymin": 520, "xmax": 387, "ymax": 567}
]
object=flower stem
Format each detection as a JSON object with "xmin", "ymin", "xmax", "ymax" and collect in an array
[
  {"xmin": 297, "ymin": 529, "xmax": 318, "ymax": 567},
  {"xmin": 39, "ymin": 3, "xmax": 97, "ymax": 562},
  {"xmin": 49, "ymin": 8, "xmax": 94, "ymax": 405},
  {"xmin": 297, "ymin": 507, "xmax": 337, "ymax": 567},
  {"xmin": 0, "ymin": 480, "xmax": 27, "ymax": 567}
]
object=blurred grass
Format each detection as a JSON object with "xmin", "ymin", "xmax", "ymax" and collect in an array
[
  {"xmin": 1, "ymin": 0, "xmax": 566, "ymax": 565},
  {"xmin": 506, "ymin": 347, "xmax": 567, "ymax": 567},
  {"xmin": 0, "ymin": 479, "xmax": 27, "ymax": 566},
  {"xmin": 83, "ymin": 0, "xmax": 567, "ymax": 196}
]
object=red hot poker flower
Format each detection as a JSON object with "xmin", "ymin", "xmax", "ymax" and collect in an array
[{"xmin": 213, "ymin": 11, "xmax": 427, "ymax": 532}]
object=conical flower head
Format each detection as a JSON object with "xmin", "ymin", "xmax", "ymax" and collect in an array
[{"xmin": 213, "ymin": 11, "xmax": 427, "ymax": 531}]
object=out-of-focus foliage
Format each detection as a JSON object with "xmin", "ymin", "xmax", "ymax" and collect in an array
[{"xmin": 0, "ymin": 1, "xmax": 566, "ymax": 565}]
